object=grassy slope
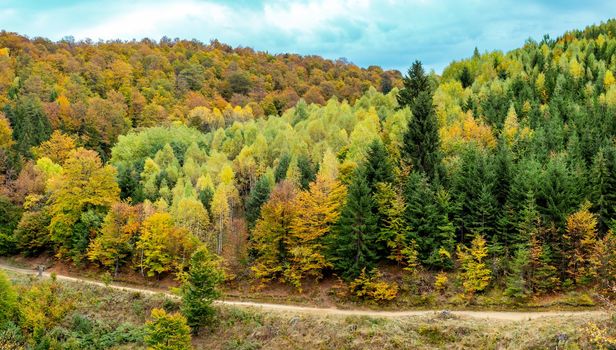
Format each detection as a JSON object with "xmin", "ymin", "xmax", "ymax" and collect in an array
[{"xmin": 5, "ymin": 271, "xmax": 615, "ymax": 350}]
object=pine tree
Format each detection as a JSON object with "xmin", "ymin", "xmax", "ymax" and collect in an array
[
  {"xmin": 364, "ymin": 139, "xmax": 394, "ymax": 192},
  {"xmin": 274, "ymin": 154, "xmax": 291, "ymax": 183},
  {"xmin": 459, "ymin": 66, "xmax": 473, "ymax": 89},
  {"xmin": 590, "ymin": 146, "xmax": 616, "ymax": 232},
  {"xmin": 245, "ymin": 175, "xmax": 272, "ymax": 229},
  {"xmin": 397, "ymin": 61, "xmax": 442, "ymax": 180},
  {"xmin": 404, "ymin": 172, "xmax": 454, "ymax": 268},
  {"xmin": 181, "ymin": 247, "xmax": 224, "ymax": 334},
  {"xmin": 328, "ymin": 166, "xmax": 378, "ymax": 280}
]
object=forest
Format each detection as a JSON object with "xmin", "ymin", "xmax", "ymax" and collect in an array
[{"xmin": 1, "ymin": 19, "xmax": 616, "ymax": 346}]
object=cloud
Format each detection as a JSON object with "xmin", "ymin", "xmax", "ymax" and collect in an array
[{"xmin": 2, "ymin": 0, "xmax": 616, "ymax": 72}]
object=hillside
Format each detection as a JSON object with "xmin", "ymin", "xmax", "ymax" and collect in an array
[{"xmin": 0, "ymin": 18, "xmax": 616, "ymax": 349}]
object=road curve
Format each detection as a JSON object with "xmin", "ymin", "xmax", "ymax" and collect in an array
[{"xmin": 0, "ymin": 263, "xmax": 607, "ymax": 321}]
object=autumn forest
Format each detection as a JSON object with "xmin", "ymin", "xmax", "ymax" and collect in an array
[{"xmin": 1, "ymin": 17, "xmax": 616, "ymax": 349}]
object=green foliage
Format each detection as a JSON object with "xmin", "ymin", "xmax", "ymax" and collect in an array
[
  {"xmin": 245, "ymin": 175, "xmax": 272, "ymax": 229},
  {"xmin": 181, "ymin": 247, "xmax": 225, "ymax": 334},
  {"xmin": 457, "ymin": 235, "xmax": 492, "ymax": 297},
  {"xmin": 0, "ymin": 271, "xmax": 17, "ymax": 326},
  {"xmin": 145, "ymin": 308, "xmax": 192, "ymax": 350},
  {"xmin": 0, "ymin": 195, "xmax": 22, "ymax": 255},
  {"xmin": 328, "ymin": 166, "xmax": 378, "ymax": 280}
]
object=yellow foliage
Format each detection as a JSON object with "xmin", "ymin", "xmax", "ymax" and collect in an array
[
  {"xmin": 0, "ymin": 112, "xmax": 14, "ymax": 150},
  {"xmin": 569, "ymin": 58, "xmax": 584, "ymax": 79},
  {"xmin": 564, "ymin": 203, "xmax": 602, "ymax": 286},
  {"xmin": 0, "ymin": 48, "xmax": 8, "ymax": 57},
  {"xmin": 457, "ymin": 235, "xmax": 491, "ymax": 296},
  {"xmin": 440, "ymin": 111, "xmax": 496, "ymax": 153},
  {"xmin": 604, "ymin": 70, "xmax": 616, "ymax": 89},
  {"xmin": 434, "ymin": 272, "xmax": 449, "ymax": 293},
  {"xmin": 349, "ymin": 269, "xmax": 398, "ymax": 302}
]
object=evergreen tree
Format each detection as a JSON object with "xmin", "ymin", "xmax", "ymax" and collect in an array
[
  {"xmin": 245, "ymin": 175, "xmax": 272, "ymax": 229},
  {"xmin": 328, "ymin": 166, "xmax": 378, "ymax": 279},
  {"xmin": 459, "ymin": 66, "xmax": 473, "ymax": 88},
  {"xmin": 364, "ymin": 139, "xmax": 394, "ymax": 192},
  {"xmin": 181, "ymin": 247, "xmax": 225, "ymax": 334},
  {"xmin": 274, "ymin": 154, "xmax": 291, "ymax": 183},
  {"xmin": 297, "ymin": 154, "xmax": 317, "ymax": 190},
  {"xmin": 397, "ymin": 61, "xmax": 442, "ymax": 180},
  {"xmin": 4, "ymin": 96, "xmax": 52, "ymax": 156},
  {"xmin": 590, "ymin": 145, "xmax": 616, "ymax": 232}
]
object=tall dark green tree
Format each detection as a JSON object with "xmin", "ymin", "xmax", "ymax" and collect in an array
[
  {"xmin": 590, "ymin": 145, "xmax": 616, "ymax": 232},
  {"xmin": 364, "ymin": 139, "xmax": 394, "ymax": 193},
  {"xmin": 328, "ymin": 166, "xmax": 378, "ymax": 279},
  {"xmin": 397, "ymin": 61, "xmax": 442, "ymax": 181},
  {"xmin": 404, "ymin": 172, "xmax": 455, "ymax": 268},
  {"xmin": 245, "ymin": 175, "xmax": 272, "ymax": 229},
  {"xmin": 274, "ymin": 154, "xmax": 291, "ymax": 183},
  {"xmin": 297, "ymin": 154, "xmax": 317, "ymax": 190}
]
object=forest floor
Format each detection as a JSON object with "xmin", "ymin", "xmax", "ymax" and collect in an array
[{"xmin": 0, "ymin": 262, "xmax": 608, "ymax": 321}]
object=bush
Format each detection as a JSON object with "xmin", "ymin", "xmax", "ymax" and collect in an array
[
  {"xmin": 349, "ymin": 269, "xmax": 398, "ymax": 302},
  {"xmin": 145, "ymin": 308, "xmax": 192, "ymax": 350}
]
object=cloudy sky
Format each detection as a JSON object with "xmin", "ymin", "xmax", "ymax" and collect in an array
[{"xmin": 0, "ymin": 0, "xmax": 614, "ymax": 72}]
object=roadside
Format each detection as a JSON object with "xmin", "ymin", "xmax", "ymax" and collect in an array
[{"xmin": 0, "ymin": 263, "xmax": 607, "ymax": 321}]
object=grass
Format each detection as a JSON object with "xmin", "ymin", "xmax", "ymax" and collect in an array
[{"xmin": 3, "ymin": 270, "xmax": 615, "ymax": 349}]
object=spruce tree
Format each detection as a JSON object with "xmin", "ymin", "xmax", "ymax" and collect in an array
[
  {"xmin": 590, "ymin": 145, "xmax": 616, "ymax": 232},
  {"xmin": 274, "ymin": 154, "xmax": 291, "ymax": 183},
  {"xmin": 328, "ymin": 166, "xmax": 378, "ymax": 279},
  {"xmin": 245, "ymin": 175, "xmax": 272, "ymax": 229},
  {"xmin": 364, "ymin": 139, "xmax": 394, "ymax": 193},
  {"xmin": 181, "ymin": 247, "xmax": 224, "ymax": 334},
  {"xmin": 397, "ymin": 61, "xmax": 442, "ymax": 181}
]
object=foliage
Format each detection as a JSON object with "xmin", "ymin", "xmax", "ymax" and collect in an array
[
  {"xmin": 457, "ymin": 235, "xmax": 491, "ymax": 297},
  {"xmin": 145, "ymin": 308, "xmax": 192, "ymax": 350},
  {"xmin": 181, "ymin": 247, "xmax": 225, "ymax": 334},
  {"xmin": 348, "ymin": 268, "xmax": 399, "ymax": 302}
]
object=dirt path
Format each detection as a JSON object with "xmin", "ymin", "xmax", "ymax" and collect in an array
[{"xmin": 0, "ymin": 263, "xmax": 607, "ymax": 321}]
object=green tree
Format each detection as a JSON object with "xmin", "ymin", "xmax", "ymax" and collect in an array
[
  {"xmin": 328, "ymin": 166, "xmax": 378, "ymax": 279},
  {"xmin": 145, "ymin": 308, "xmax": 192, "ymax": 350},
  {"xmin": 4, "ymin": 96, "xmax": 51, "ymax": 156},
  {"xmin": 245, "ymin": 174, "xmax": 272, "ymax": 229},
  {"xmin": 397, "ymin": 61, "xmax": 442, "ymax": 180},
  {"xmin": 181, "ymin": 247, "xmax": 225, "ymax": 334}
]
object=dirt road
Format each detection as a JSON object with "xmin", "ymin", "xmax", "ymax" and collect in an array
[{"xmin": 0, "ymin": 263, "xmax": 606, "ymax": 321}]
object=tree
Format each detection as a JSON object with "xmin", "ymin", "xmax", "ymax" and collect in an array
[
  {"xmin": 31, "ymin": 130, "xmax": 76, "ymax": 164},
  {"xmin": 0, "ymin": 196, "xmax": 21, "ymax": 255},
  {"xmin": 459, "ymin": 66, "xmax": 473, "ymax": 88},
  {"xmin": 181, "ymin": 247, "xmax": 224, "ymax": 334},
  {"xmin": 251, "ymin": 181, "xmax": 297, "ymax": 285},
  {"xmin": 210, "ymin": 184, "xmax": 230, "ymax": 255},
  {"xmin": 364, "ymin": 139, "xmax": 394, "ymax": 192},
  {"xmin": 404, "ymin": 172, "xmax": 454, "ymax": 268},
  {"xmin": 328, "ymin": 166, "xmax": 378, "ymax": 279},
  {"xmin": 590, "ymin": 146, "xmax": 616, "ymax": 232},
  {"xmin": 136, "ymin": 212, "xmax": 198, "ymax": 277},
  {"xmin": 398, "ymin": 61, "xmax": 442, "ymax": 180},
  {"xmin": 457, "ymin": 235, "xmax": 491, "ymax": 297},
  {"xmin": 47, "ymin": 148, "xmax": 120, "ymax": 264},
  {"xmin": 0, "ymin": 270, "xmax": 17, "ymax": 326},
  {"xmin": 374, "ymin": 182, "xmax": 409, "ymax": 263},
  {"xmin": 0, "ymin": 112, "xmax": 14, "ymax": 150},
  {"xmin": 245, "ymin": 175, "xmax": 272, "ymax": 229},
  {"xmin": 4, "ymin": 96, "xmax": 51, "ymax": 156},
  {"xmin": 145, "ymin": 308, "xmax": 192, "ymax": 350},
  {"xmin": 274, "ymin": 154, "xmax": 291, "ymax": 183},
  {"xmin": 564, "ymin": 203, "xmax": 602, "ymax": 286},
  {"xmin": 88, "ymin": 202, "xmax": 141, "ymax": 275},
  {"xmin": 286, "ymin": 175, "xmax": 346, "ymax": 290}
]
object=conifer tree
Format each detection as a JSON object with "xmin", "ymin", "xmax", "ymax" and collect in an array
[
  {"xmin": 397, "ymin": 61, "xmax": 441, "ymax": 180},
  {"xmin": 457, "ymin": 234, "xmax": 491, "ymax": 297},
  {"xmin": 245, "ymin": 175, "xmax": 272, "ymax": 229},
  {"xmin": 328, "ymin": 166, "xmax": 378, "ymax": 279},
  {"xmin": 181, "ymin": 247, "xmax": 224, "ymax": 334}
]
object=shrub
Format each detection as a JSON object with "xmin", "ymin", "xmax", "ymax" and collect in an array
[{"xmin": 349, "ymin": 269, "xmax": 398, "ymax": 302}]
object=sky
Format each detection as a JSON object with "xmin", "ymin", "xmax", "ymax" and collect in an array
[{"xmin": 0, "ymin": 0, "xmax": 615, "ymax": 73}]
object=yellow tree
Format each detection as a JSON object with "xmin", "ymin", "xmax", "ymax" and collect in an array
[
  {"xmin": 457, "ymin": 234, "xmax": 491, "ymax": 297},
  {"xmin": 31, "ymin": 130, "xmax": 76, "ymax": 164},
  {"xmin": 88, "ymin": 202, "xmax": 142, "ymax": 276},
  {"xmin": 47, "ymin": 148, "xmax": 120, "ymax": 264},
  {"xmin": 564, "ymin": 203, "xmax": 602, "ymax": 286},
  {"xmin": 136, "ymin": 212, "xmax": 198, "ymax": 278},
  {"xmin": 210, "ymin": 183, "xmax": 230, "ymax": 255},
  {"xmin": 251, "ymin": 181, "xmax": 297, "ymax": 287},
  {"xmin": 286, "ymin": 174, "xmax": 346, "ymax": 290},
  {"xmin": 0, "ymin": 112, "xmax": 14, "ymax": 150}
]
